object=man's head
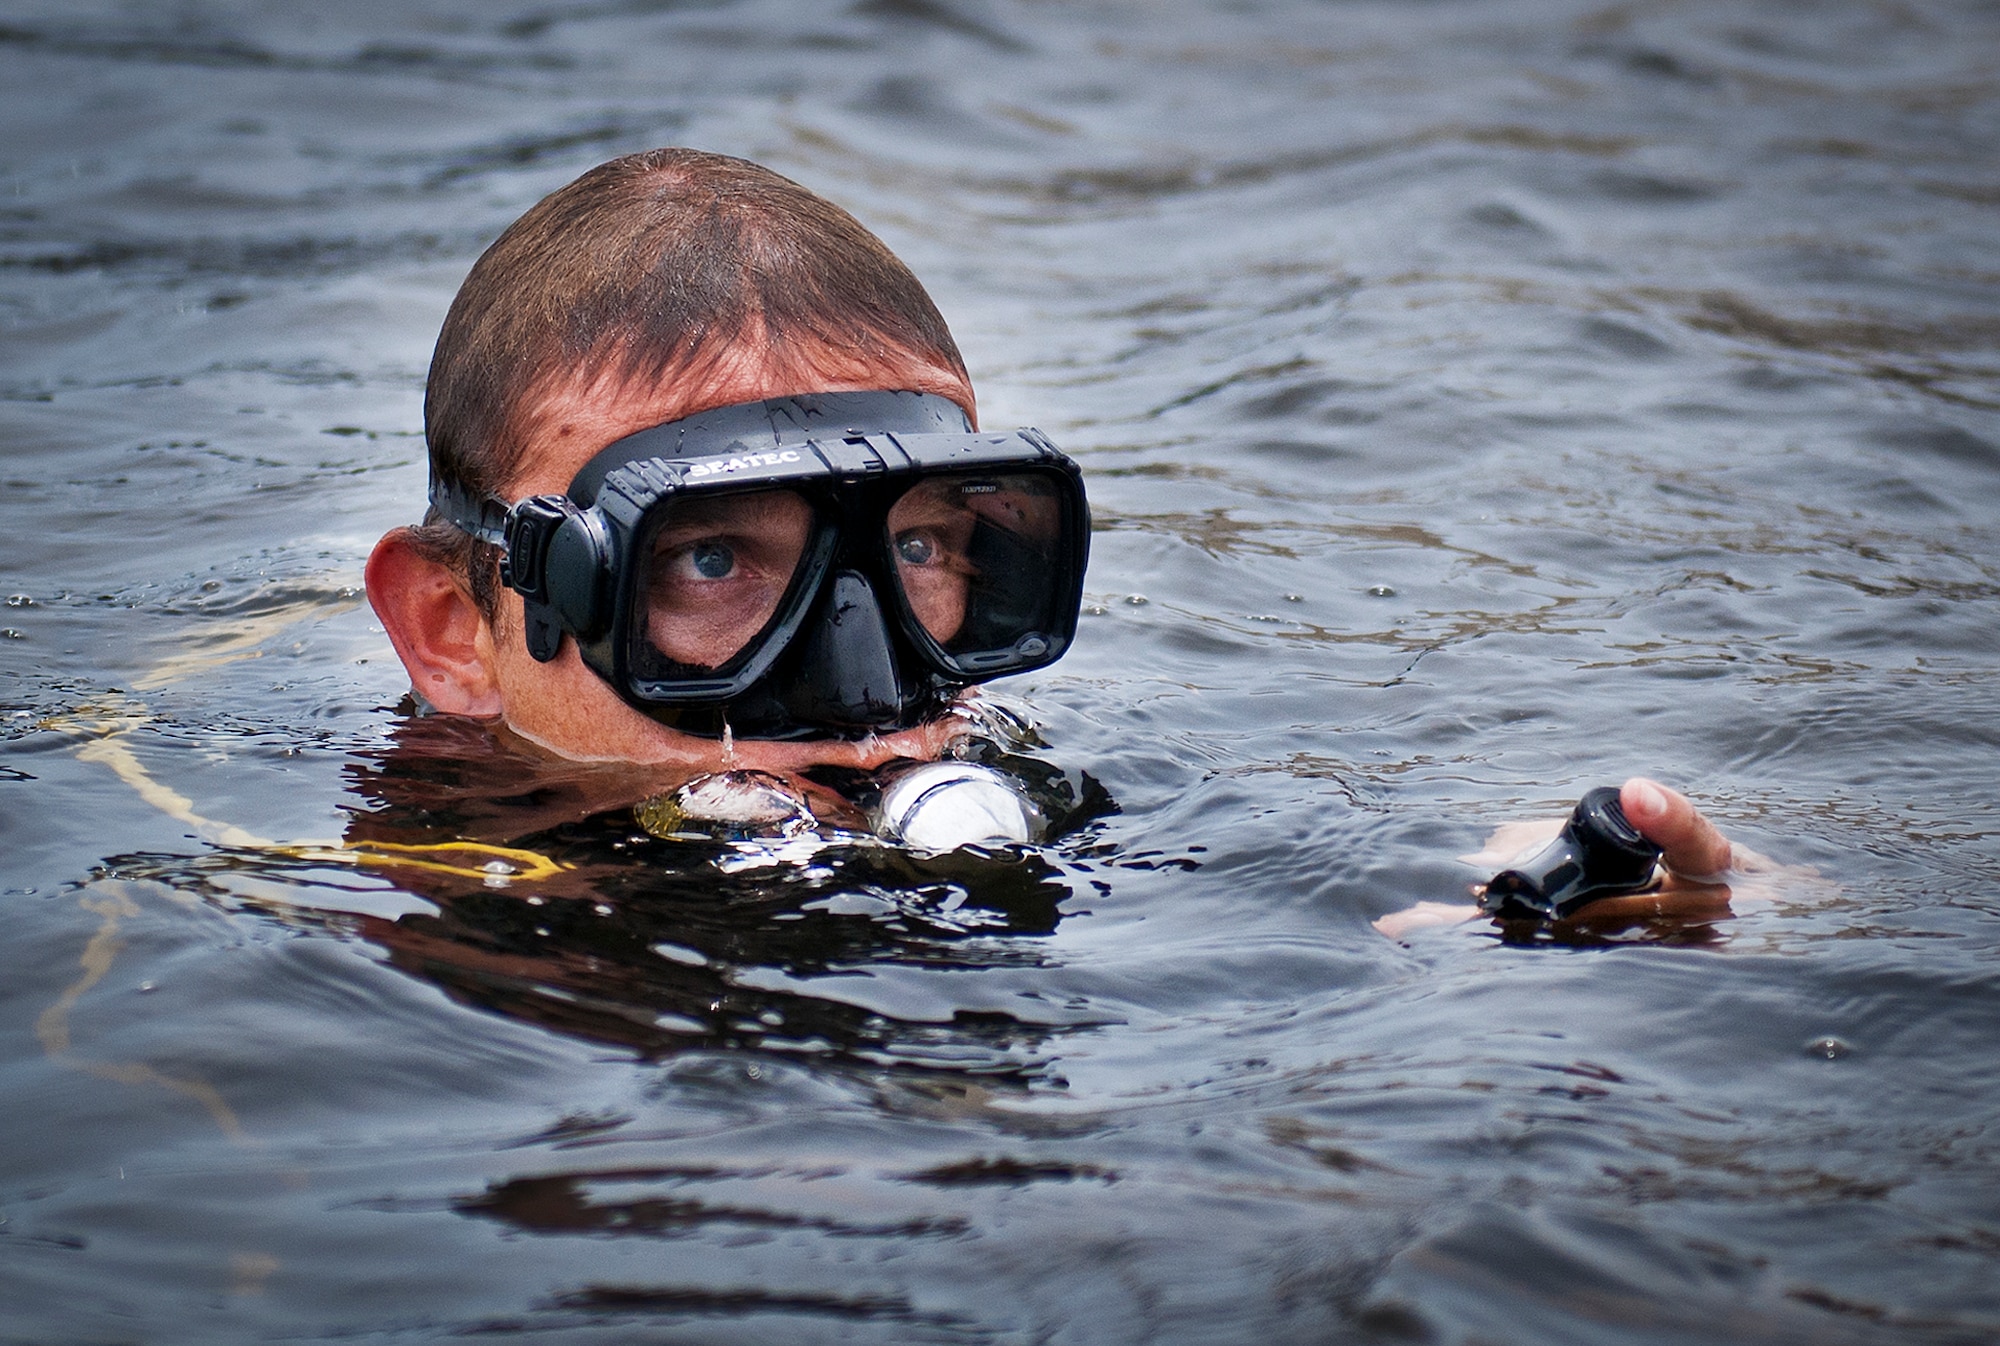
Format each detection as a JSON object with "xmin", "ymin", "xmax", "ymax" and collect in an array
[{"xmin": 368, "ymin": 149, "xmax": 1036, "ymax": 774}]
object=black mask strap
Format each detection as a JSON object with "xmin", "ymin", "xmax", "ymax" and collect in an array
[{"xmin": 427, "ymin": 474, "xmax": 508, "ymax": 545}]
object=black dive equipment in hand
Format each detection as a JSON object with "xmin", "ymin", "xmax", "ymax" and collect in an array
[{"xmin": 1480, "ymin": 786, "xmax": 1664, "ymax": 920}]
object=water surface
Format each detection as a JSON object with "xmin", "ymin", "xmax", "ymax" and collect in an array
[{"xmin": 4, "ymin": 1, "xmax": 1999, "ymax": 1341}]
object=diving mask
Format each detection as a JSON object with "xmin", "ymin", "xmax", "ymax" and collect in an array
[{"xmin": 430, "ymin": 391, "xmax": 1090, "ymax": 740}]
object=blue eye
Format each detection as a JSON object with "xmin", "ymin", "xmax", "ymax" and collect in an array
[
  {"xmin": 896, "ymin": 532, "xmax": 936, "ymax": 566},
  {"xmin": 691, "ymin": 542, "xmax": 735, "ymax": 579}
]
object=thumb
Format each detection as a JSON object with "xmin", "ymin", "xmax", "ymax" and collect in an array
[{"xmin": 1621, "ymin": 777, "xmax": 1734, "ymax": 881}]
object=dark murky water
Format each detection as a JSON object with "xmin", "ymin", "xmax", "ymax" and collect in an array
[{"xmin": 5, "ymin": 1, "xmax": 1999, "ymax": 1341}]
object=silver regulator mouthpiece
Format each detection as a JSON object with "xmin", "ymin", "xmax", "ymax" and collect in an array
[
  {"xmin": 872, "ymin": 761, "xmax": 1045, "ymax": 852},
  {"xmin": 635, "ymin": 761, "xmax": 1048, "ymax": 852}
]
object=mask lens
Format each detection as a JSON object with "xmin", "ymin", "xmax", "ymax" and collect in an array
[
  {"xmin": 638, "ymin": 488, "xmax": 815, "ymax": 672},
  {"xmin": 886, "ymin": 470, "xmax": 1071, "ymax": 667}
]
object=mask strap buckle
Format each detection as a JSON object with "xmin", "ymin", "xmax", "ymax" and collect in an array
[{"xmin": 500, "ymin": 496, "xmax": 582, "ymax": 664}]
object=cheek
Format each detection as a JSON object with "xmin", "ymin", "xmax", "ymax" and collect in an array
[
  {"xmin": 900, "ymin": 566, "xmax": 968, "ymax": 642},
  {"xmin": 488, "ymin": 597, "xmax": 715, "ymax": 765}
]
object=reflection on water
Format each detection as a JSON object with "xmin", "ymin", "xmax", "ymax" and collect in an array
[
  {"xmin": 337, "ymin": 717, "xmax": 1095, "ymax": 1071},
  {"xmin": 5, "ymin": 0, "xmax": 2000, "ymax": 1341},
  {"xmin": 78, "ymin": 708, "xmax": 1109, "ymax": 1073}
]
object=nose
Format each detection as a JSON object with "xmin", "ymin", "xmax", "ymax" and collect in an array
[{"xmin": 780, "ymin": 570, "xmax": 906, "ymax": 730}]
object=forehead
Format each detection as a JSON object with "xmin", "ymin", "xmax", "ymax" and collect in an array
[{"xmin": 504, "ymin": 347, "xmax": 977, "ymax": 498}]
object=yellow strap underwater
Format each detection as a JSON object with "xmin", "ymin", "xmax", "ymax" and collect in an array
[
  {"xmin": 49, "ymin": 594, "xmax": 570, "ymax": 888},
  {"xmin": 65, "ymin": 720, "xmax": 568, "ymax": 883}
]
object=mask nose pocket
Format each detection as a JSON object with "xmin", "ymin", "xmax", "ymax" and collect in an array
[{"xmin": 782, "ymin": 571, "xmax": 905, "ymax": 729}]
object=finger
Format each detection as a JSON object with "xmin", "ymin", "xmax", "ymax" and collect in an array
[
  {"xmin": 1621, "ymin": 777, "xmax": 1733, "ymax": 881},
  {"xmin": 1458, "ymin": 817, "xmax": 1562, "ymax": 868},
  {"xmin": 1554, "ymin": 885, "xmax": 1734, "ymax": 927},
  {"xmin": 1374, "ymin": 901, "xmax": 1482, "ymax": 940}
]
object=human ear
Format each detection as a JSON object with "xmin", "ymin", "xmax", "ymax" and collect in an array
[{"xmin": 364, "ymin": 528, "xmax": 504, "ymax": 717}]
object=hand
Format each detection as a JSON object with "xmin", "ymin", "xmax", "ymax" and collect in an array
[{"xmin": 1373, "ymin": 777, "xmax": 1780, "ymax": 940}]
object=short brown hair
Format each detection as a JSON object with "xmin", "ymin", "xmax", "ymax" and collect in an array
[{"xmin": 410, "ymin": 147, "xmax": 970, "ymax": 610}]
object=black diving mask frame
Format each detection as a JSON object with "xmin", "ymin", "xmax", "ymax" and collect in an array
[{"xmin": 430, "ymin": 390, "xmax": 1090, "ymax": 741}]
